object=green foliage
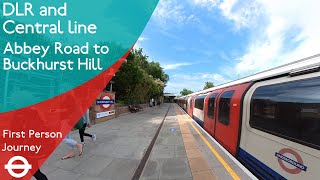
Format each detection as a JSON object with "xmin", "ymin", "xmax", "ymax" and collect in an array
[
  {"xmin": 180, "ymin": 88, "xmax": 193, "ymax": 96},
  {"xmin": 203, "ymin": 81, "xmax": 214, "ymax": 90},
  {"xmin": 113, "ymin": 48, "xmax": 169, "ymax": 104}
]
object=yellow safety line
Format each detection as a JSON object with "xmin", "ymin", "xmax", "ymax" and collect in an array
[{"xmin": 180, "ymin": 108, "xmax": 241, "ymax": 180}]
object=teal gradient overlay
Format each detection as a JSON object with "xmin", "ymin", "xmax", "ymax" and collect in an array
[{"xmin": 0, "ymin": 0, "xmax": 158, "ymax": 112}]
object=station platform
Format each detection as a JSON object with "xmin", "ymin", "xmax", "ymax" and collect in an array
[{"xmin": 36, "ymin": 103, "xmax": 257, "ymax": 180}]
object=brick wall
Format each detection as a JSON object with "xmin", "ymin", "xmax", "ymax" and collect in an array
[{"xmin": 90, "ymin": 103, "xmax": 150, "ymax": 124}]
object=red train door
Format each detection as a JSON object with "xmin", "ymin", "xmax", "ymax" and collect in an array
[
  {"xmin": 214, "ymin": 83, "xmax": 251, "ymax": 156},
  {"xmin": 188, "ymin": 95, "xmax": 196, "ymax": 117},
  {"xmin": 203, "ymin": 89, "xmax": 224, "ymax": 136}
]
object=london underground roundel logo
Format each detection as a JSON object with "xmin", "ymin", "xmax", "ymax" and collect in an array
[
  {"xmin": 100, "ymin": 94, "xmax": 112, "ymax": 110},
  {"xmin": 5, "ymin": 156, "xmax": 32, "ymax": 178},
  {"xmin": 275, "ymin": 148, "xmax": 307, "ymax": 174}
]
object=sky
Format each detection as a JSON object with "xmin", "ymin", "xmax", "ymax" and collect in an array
[{"xmin": 134, "ymin": 0, "xmax": 320, "ymax": 95}]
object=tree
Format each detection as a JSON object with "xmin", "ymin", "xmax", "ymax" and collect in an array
[
  {"xmin": 180, "ymin": 88, "xmax": 193, "ymax": 96},
  {"xmin": 145, "ymin": 61, "xmax": 169, "ymax": 84},
  {"xmin": 131, "ymin": 49, "xmax": 169, "ymax": 84},
  {"xmin": 203, "ymin": 81, "xmax": 214, "ymax": 90},
  {"xmin": 112, "ymin": 48, "xmax": 168, "ymax": 104}
]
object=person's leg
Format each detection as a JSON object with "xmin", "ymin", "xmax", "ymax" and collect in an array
[
  {"xmin": 83, "ymin": 132, "xmax": 93, "ymax": 138},
  {"xmin": 79, "ymin": 125, "xmax": 85, "ymax": 142},
  {"xmin": 62, "ymin": 133, "xmax": 83, "ymax": 159},
  {"xmin": 62, "ymin": 134, "xmax": 78, "ymax": 148},
  {"xmin": 33, "ymin": 169, "xmax": 48, "ymax": 180},
  {"xmin": 81, "ymin": 123, "xmax": 93, "ymax": 139},
  {"xmin": 83, "ymin": 130, "xmax": 96, "ymax": 142},
  {"xmin": 61, "ymin": 144, "xmax": 83, "ymax": 159}
]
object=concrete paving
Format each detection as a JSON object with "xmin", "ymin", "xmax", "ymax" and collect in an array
[
  {"xmin": 34, "ymin": 104, "xmax": 170, "ymax": 180},
  {"xmin": 176, "ymin": 105, "xmax": 257, "ymax": 180},
  {"xmin": 33, "ymin": 103, "xmax": 255, "ymax": 180},
  {"xmin": 140, "ymin": 105, "xmax": 192, "ymax": 180}
]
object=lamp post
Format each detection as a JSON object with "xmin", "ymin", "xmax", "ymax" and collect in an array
[{"xmin": 109, "ymin": 80, "xmax": 114, "ymax": 92}]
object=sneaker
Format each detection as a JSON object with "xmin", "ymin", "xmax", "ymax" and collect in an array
[
  {"xmin": 91, "ymin": 134, "xmax": 96, "ymax": 142},
  {"xmin": 80, "ymin": 142, "xmax": 85, "ymax": 146}
]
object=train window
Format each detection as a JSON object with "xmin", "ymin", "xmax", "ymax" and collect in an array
[
  {"xmin": 208, "ymin": 93, "xmax": 218, "ymax": 118},
  {"xmin": 218, "ymin": 91, "xmax": 234, "ymax": 125},
  {"xmin": 195, "ymin": 95, "xmax": 206, "ymax": 110},
  {"xmin": 250, "ymin": 76, "xmax": 320, "ymax": 150}
]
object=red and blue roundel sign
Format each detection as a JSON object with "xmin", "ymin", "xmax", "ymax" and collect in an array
[
  {"xmin": 96, "ymin": 94, "xmax": 114, "ymax": 110},
  {"xmin": 275, "ymin": 148, "xmax": 307, "ymax": 174}
]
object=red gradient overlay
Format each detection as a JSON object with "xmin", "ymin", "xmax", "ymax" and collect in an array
[{"xmin": 0, "ymin": 51, "xmax": 129, "ymax": 179}]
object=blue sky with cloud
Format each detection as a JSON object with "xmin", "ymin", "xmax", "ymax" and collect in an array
[{"xmin": 134, "ymin": 0, "xmax": 320, "ymax": 94}]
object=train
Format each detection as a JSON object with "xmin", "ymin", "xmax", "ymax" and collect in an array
[{"xmin": 177, "ymin": 54, "xmax": 320, "ymax": 180}]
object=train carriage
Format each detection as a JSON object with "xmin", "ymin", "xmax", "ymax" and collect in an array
[
  {"xmin": 177, "ymin": 54, "xmax": 320, "ymax": 179},
  {"xmin": 187, "ymin": 95, "xmax": 197, "ymax": 117},
  {"xmin": 192, "ymin": 94, "xmax": 207, "ymax": 126},
  {"xmin": 239, "ymin": 70, "xmax": 320, "ymax": 179}
]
